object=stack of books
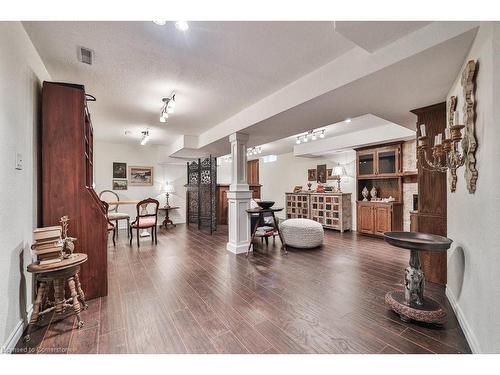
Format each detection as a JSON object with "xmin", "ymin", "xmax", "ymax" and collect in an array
[{"xmin": 31, "ymin": 226, "xmax": 63, "ymax": 265}]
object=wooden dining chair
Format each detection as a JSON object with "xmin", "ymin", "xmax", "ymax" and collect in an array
[
  {"xmin": 129, "ymin": 198, "xmax": 159, "ymax": 248},
  {"xmin": 101, "ymin": 200, "xmax": 116, "ymax": 246},
  {"xmin": 99, "ymin": 190, "xmax": 130, "ymax": 237}
]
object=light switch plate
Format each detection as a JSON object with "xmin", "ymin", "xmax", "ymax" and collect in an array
[{"xmin": 15, "ymin": 152, "xmax": 23, "ymax": 170}]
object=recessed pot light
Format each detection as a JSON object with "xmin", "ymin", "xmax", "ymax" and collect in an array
[
  {"xmin": 175, "ymin": 21, "xmax": 189, "ymax": 31},
  {"xmin": 153, "ymin": 21, "xmax": 166, "ymax": 26},
  {"xmin": 345, "ymin": 118, "xmax": 352, "ymax": 123}
]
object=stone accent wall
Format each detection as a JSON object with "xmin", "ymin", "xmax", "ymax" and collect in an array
[{"xmin": 402, "ymin": 140, "xmax": 417, "ymax": 231}]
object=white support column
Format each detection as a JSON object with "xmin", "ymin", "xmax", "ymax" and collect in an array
[{"xmin": 226, "ymin": 132, "xmax": 252, "ymax": 254}]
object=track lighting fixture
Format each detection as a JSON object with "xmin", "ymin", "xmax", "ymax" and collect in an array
[
  {"xmin": 247, "ymin": 146, "xmax": 262, "ymax": 156},
  {"xmin": 160, "ymin": 93, "xmax": 176, "ymax": 122},
  {"xmin": 294, "ymin": 129, "xmax": 326, "ymax": 144},
  {"xmin": 140, "ymin": 130, "xmax": 150, "ymax": 146}
]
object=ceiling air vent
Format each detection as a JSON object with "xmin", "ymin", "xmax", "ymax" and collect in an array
[{"xmin": 78, "ymin": 46, "xmax": 94, "ymax": 65}]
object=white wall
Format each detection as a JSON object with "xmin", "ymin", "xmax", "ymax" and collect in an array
[
  {"xmin": 446, "ymin": 22, "xmax": 500, "ymax": 353},
  {"xmin": 258, "ymin": 152, "xmax": 356, "ymax": 224},
  {"xmin": 94, "ymin": 141, "xmax": 187, "ymax": 227},
  {"xmin": 0, "ymin": 22, "xmax": 50, "ymax": 351}
]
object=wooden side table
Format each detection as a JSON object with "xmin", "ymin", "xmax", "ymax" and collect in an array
[
  {"xmin": 246, "ymin": 207, "xmax": 286, "ymax": 256},
  {"xmin": 159, "ymin": 206, "xmax": 179, "ymax": 229},
  {"xmin": 25, "ymin": 253, "xmax": 88, "ymax": 342}
]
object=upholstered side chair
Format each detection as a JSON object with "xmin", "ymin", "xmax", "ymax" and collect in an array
[{"xmin": 129, "ymin": 198, "xmax": 159, "ymax": 248}]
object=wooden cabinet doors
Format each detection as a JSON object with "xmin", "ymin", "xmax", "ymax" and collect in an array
[
  {"xmin": 357, "ymin": 203, "xmax": 374, "ymax": 234},
  {"xmin": 376, "ymin": 145, "xmax": 401, "ymax": 177},
  {"xmin": 374, "ymin": 204, "xmax": 391, "ymax": 236},
  {"xmin": 356, "ymin": 143, "xmax": 402, "ymax": 178},
  {"xmin": 216, "ymin": 186, "xmax": 229, "ymax": 225},
  {"xmin": 357, "ymin": 150, "xmax": 375, "ymax": 177},
  {"xmin": 357, "ymin": 202, "xmax": 395, "ymax": 236}
]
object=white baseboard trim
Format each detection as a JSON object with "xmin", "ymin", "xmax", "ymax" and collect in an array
[
  {"xmin": 446, "ymin": 286, "xmax": 480, "ymax": 353},
  {"xmin": 1, "ymin": 304, "xmax": 32, "ymax": 354}
]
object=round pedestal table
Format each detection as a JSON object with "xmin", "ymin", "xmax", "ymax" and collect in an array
[{"xmin": 383, "ymin": 231, "xmax": 452, "ymax": 325}]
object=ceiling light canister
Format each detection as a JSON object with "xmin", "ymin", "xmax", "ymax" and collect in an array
[{"xmin": 175, "ymin": 21, "xmax": 189, "ymax": 31}]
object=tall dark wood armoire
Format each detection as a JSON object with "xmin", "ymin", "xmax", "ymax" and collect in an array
[
  {"xmin": 41, "ymin": 81, "xmax": 108, "ymax": 299},
  {"xmin": 410, "ymin": 102, "xmax": 447, "ymax": 285}
]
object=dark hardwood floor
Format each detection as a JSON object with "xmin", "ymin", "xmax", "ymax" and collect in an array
[{"xmin": 16, "ymin": 225, "xmax": 471, "ymax": 354}]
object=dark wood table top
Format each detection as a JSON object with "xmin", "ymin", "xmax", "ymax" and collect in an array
[
  {"xmin": 383, "ymin": 231, "xmax": 452, "ymax": 252},
  {"xmin": 159, "ymin": 206, "xmax": 180, "ymax": 210},
  {"xmin": 246, "ymin": 207, "xmax": 283, "ymax": 214},
  {"xmin": 27, "ymin": 253, "xmax": 88, "ymax": 274}
]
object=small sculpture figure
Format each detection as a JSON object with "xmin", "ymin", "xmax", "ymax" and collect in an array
[
  {"xmin": 370, "ymin": 186, "xmax": 378, "ymax": 199},
  {"xmin": 60, "ymin": 216, "xmax": 77, "ymax": 258},
  {"xmin": 362, "ymin": 186, "xmax": 369, "ymax": 201},
  {"xmin": 404, "ymin": 266, "xmax": 425, "ymax": 306}
]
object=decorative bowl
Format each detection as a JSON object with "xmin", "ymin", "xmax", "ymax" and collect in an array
[{"xmin": 257, "ymin": 201, "xmax": 275, "ymax": 209}]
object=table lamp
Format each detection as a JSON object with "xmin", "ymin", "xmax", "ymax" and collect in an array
[
  {"xmin": 162, "ymin": 183, "xmax": 175, "ymax": 208},
  {"xmin": 332, "ymin": 164, "xmax": 347, "ymax": 193}
]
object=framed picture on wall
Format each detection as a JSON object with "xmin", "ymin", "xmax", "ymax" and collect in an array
[
  {"xmin": 317, "ymin": 164, "xmax": 327, "ymax": 183},
  {"xmin": 129, "ymin": 166, "xmax": 154, "ymax": 186},
  {"xmin": 327, "ymin": 168, "xmax": 338, "ymax": 180},
  {"xmin": 112, "ymin": 180, "xmax": 128, "ymax": 190},
  {"xmin": 307, "ymin": 169, "xmax": 316, "ymax": 181},
  {"xmin": 113, "ymin": 162, "xmax": 127, "ymax": 178}
]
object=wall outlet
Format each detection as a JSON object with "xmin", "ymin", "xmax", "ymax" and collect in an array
[{"xmin": 15, "ymin": 152, "xmax": 23, "ymax": 170}]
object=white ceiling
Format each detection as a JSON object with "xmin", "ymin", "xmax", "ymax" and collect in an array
[
  {"xmin": 23, "ymin": 21, "xmax": 356, "ymax": 145},
  {"xmin": 246, "ymin": 114, "xmax": 405, "ymax": 159},
  {"xmin": 22, "ymin": 21, "xmax": 479, "ymax": 162},
  {"xmin": 334, "ymin": 21, "xmax": 432, "ymax": 52}
]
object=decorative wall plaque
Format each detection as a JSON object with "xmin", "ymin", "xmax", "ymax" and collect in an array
[
  {"xmin": 461, "ymin": 60, "xmax": 478, "ymax": 193},
  {"xmin": 447, "ymin": 96, "xmax": 458, "ymax": 192}
]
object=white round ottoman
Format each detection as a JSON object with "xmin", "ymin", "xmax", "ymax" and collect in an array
[{"xmin": 280, "ymin": 219, "xmax": 324, "ymax": 249}]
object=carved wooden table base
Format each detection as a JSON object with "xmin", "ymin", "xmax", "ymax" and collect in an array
[
  {"xmin": 25, "ymin": 254, "xmax": 89, "ymax": 342},
  {"xmin": 383, "ymin": 232, "xmax": 451, "ymax": 325}
]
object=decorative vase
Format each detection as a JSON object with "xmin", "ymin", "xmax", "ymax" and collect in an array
[
  {"xmin": 370, "ymin": 186, "xmax": 378, "ymax": 199},
  {"xmin": 362, "ymin": 186, "xmax": 369, "ymax": 201}
]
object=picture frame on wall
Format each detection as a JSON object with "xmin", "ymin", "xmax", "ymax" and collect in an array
[
  {"xmin": 129, "ymin": 166, "xmax": 154, "ymax": 186},
  {"xmin": 113, "ymin": 162, "xmax": 127, "ymax": 179},
  {"xmin": 112, "ymin": 179, "xmax": 128, "ymax": 190},
  {"xmin": 317, "ymin": 164, "xmax": 327, "ymax": 183},
  {"xmin": 327, "ymin": 168, "xmax": 338, "ymax": 180},
  {"xmin": 307, "ymin": 169, "xmax": 316, "ymax": 181}
]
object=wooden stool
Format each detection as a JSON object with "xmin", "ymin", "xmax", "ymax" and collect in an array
[{"xmin": 25, "ymin": 253, "xmax": 88, "ymax": 342}]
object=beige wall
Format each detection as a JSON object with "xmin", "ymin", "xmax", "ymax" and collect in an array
[
  {"xmin": 446, "ymin": 22, "xmax": 500, "ymax": 353},
  {"xmin": 0, "ymin": 22, "xmax": 50, "ymax": 351}
]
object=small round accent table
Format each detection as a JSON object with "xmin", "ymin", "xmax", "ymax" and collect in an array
[
  {"xmin": 25, "ymin": 253, "xmax": 88, "ymax": 342},
  {"xmin": 246, "ymin": 207, "xmax": 286, "ymax": 256},
  {"xmin": 383, "ymin": 232, "xmax": 452, "ymax": 325}
]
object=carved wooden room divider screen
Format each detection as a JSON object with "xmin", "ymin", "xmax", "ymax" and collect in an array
[{"xmin": 186, "ymin": 156, "xmax": 217, "ymax": 234}]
